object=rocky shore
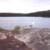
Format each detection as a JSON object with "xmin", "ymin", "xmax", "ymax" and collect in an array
[{"xmin": 0, "ymin": 27, "xmax": 50, "ymax": 50}]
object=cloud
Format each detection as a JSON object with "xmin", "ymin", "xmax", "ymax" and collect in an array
[{"xmin": 0, "ymin": 0, "xmax": 50, "ymax": 13}]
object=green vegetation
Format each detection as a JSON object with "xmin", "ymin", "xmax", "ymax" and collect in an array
[
  {"xmin": 11, "ymin": 26, "xmax": 21, "ymax": 34},
  {"xmin": 0, "ymin": 28, "xmax": 6, "ymax": 32}
]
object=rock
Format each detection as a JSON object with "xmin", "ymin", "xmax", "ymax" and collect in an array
[{"xmin": 0, "ymin": 36, "xmax": 32, "ymax": 50}]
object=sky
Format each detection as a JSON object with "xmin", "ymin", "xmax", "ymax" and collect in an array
[
  {"xmin": 0, "ymin": 0, "xmax": 50, "ymax": 13},
  {"xmin": 0, "ymin": 17, "xmax": 50, "ymax": 29}
]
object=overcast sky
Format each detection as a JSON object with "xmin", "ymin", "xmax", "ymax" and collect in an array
[{"xmin": 0, "ymin": 0, "xmax": 50, "ymax": 13}]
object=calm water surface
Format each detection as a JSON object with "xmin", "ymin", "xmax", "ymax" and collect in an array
[{"xmin": 0, "ymin": 16, "xmax": 50, "ymax": 29}]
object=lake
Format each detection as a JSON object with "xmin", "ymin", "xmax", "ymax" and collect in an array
[{"xmin": 0, "ymin": 17, "xmax": 50, "ymax": 29}]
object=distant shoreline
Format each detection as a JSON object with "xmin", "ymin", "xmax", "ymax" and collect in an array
[{"xmin": 0, "ymin": 10, "xmax": 50, "ymax": 17}]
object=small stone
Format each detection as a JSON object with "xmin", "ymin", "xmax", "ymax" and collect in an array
[{"xmin": 16, "ymin": 45, "xmax": 20, "ymax": 48}]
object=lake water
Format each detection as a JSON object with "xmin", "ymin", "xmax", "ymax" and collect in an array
[{"xmin": 0, "ymin": 16, "xmax": 50, "ymax": 29}]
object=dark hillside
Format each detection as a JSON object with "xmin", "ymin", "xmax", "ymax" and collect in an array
[{"xmin": 0, "ymin": 10, "xmax": 50, "ymax": 17}]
